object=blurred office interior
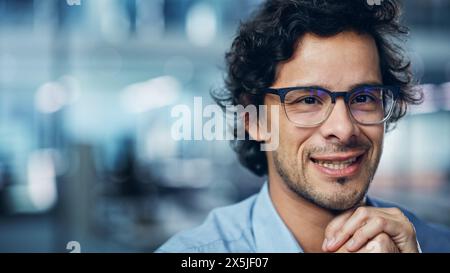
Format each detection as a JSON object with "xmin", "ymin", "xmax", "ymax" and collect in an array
[{"xmin": 0, "ymin": 0, "xmax": 449, "ymax": 252}]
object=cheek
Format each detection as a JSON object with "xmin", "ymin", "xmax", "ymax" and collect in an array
[
  {"xmin": 361, "ymin": 125, "xmax": 384, "ymax": 155},
  {"xmin": 265, "ymin": 98, "xmax": 315, "ymax": 160},
  {"xmin": 279, "ymin": 120, "xmax": 315, "ymax": 160}
]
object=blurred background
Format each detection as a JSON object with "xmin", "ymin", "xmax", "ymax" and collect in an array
[{"xmin": 0, "ymin": 0, "xmax": 449, "ymax": 253}]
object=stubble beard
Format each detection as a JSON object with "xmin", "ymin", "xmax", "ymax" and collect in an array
[{"xmin": 272, "ymin": 144, "xmax": 380, "ymax": 212}]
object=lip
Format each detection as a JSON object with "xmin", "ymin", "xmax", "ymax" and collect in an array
[
  {"xmin": 309, "ymin": 151, "xmax": 366, "ymax": 178},
  {"xmin": 309, "ymin": 150, "xmax": 366, "ymax": 162}
]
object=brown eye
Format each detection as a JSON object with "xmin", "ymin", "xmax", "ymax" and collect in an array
[
  {"xmin": 351, "ymin": 94, "xmax": 375, "ymax": 104},
  {"xmin": 302, "ymin": 97, "xmax": 318, "ymax": 104}
]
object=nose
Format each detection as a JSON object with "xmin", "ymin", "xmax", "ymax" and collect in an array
[{"xmin": 319, "ymin": 98, "xmax": 359, "ymax": 144}]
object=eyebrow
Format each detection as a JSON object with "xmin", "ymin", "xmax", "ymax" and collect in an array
[{"xmin": 290, "ymin": 81, "xmax": 383, "ymax": 91}]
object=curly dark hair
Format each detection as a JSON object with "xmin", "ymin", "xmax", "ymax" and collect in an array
[{"xmin": 212, "ymin": 0, "xmax": 423, "ymax": 177}]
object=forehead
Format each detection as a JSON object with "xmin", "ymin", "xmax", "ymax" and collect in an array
[{"xmin": 273, "ymin": 31, "xmax": 382, "ymax": 90}]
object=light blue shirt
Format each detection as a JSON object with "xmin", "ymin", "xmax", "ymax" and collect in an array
[{"xmin": 156, "ymin": 183, "xmax": 450, "ymax": 253}]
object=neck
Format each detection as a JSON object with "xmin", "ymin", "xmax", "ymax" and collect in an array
[{"xmin": 268, "ymin": 177, "xmax": 338, "ymax": 253}]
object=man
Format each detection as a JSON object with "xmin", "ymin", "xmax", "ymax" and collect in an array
[{"xmin": 157, "ymin": 0, "xmax": 450, "ymax": 252}]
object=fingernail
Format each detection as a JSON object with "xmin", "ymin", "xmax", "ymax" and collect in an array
[
  {"xmin": 322, "ymin": 238, "xmax": 328, "ymax": 251},
  {"xmin": 327, "ymin": 237, "xmax": 335, "ymax": 248}
]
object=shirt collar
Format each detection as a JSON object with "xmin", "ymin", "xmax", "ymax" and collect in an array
[{"xmin": 252, "ymin": 182, "xmax": 304, "ymax": 253}]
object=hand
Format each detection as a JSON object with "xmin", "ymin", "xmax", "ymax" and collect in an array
[
  {"xmin": 323, "ymin": 206, "xmax": 419, "ymax": 253},
  {"xmin": 334, "ymin": 233, "xmax": 399, "ymax": 253}
]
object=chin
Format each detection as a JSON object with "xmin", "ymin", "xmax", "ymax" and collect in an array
[
  {"xmin": 321, "ymin": 193, "xmax": 364, "ymax": 211},
  {"xmin": 312, "ymin": 180, "xmax": 369, "ymax": 211}
]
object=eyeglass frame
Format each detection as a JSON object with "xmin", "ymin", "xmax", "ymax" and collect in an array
[{"xmin": 262, "ymin": 84, "xmax": 400, "ymax": 127}]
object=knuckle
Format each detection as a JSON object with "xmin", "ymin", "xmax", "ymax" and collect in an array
[
  {"xmin": 375, "ymin": 233, "xmax": 391, "ymax": 244},
  {"xmin": 368, "ymin": 234, "xmax": 398, "ymax": 253},
  {"xmin": 388, "ymin": 207, "xmax": 403, "ymax": 216},
  {"xmin": 373, "ymin": 216, "xmax": 386, "ymax": 229},
  {"xmin": 355, "ymin": 207, "xmax": 370, "ymax": 219}
]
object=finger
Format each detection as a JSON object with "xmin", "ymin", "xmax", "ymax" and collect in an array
[
  {"xmin": 322, "ymin": 209, "xmax": 354, "ymax": 251},
  {"xmin": 333, "ymin": 244, "xmax": 351, "ymax": 253},
  {"xmin": 360, "ymin": 207, "xmax": 416, "ymax": 252},
  {"xmin": 377, "ymin": 208, "xmax": 418, "ymax": 252},
  {"xmin": 334, "ymin": 233, "xmax": 398, "ymax": 253},
  {"xmin": 356, "ymin": 233, "xmax": 399, "ymax": 253},
  {"xmin": 344, "ymin": 216, "xmax": 387, "ymax": 252},
  {"xmin": 326, "ymin": 206, "xmax": 372, "ymax": 251}
]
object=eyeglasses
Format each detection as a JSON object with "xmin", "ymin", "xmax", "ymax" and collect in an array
[{"xmin": 263, "ymin": 85, "xmax": 400, "ymax": 127}]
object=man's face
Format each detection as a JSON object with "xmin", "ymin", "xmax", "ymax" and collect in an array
[{"xmin": 265, "ymin": 31, "xmax": 384, "ymax": 211}]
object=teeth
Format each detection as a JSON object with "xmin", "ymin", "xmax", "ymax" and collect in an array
[{"xmin": 314, "ymin": 157, "xmax": 357, "ymax": 170}]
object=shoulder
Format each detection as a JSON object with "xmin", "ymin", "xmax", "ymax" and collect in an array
[
  {"xmin": 155, "ymin": 194, "xmax": 258, "ymax": 253},
  {"xmin": 368, "ymin": 197, "xmax": 450, "ymax": 253}
]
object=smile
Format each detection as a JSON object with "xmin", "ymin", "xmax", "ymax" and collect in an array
[
  {"xmin": 309, "ymin": 152, "xmax": 366, "ymax": 177},
  {"xmin": 313, "ymin": 157, "xmax": 357, "ymax": 169}
]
